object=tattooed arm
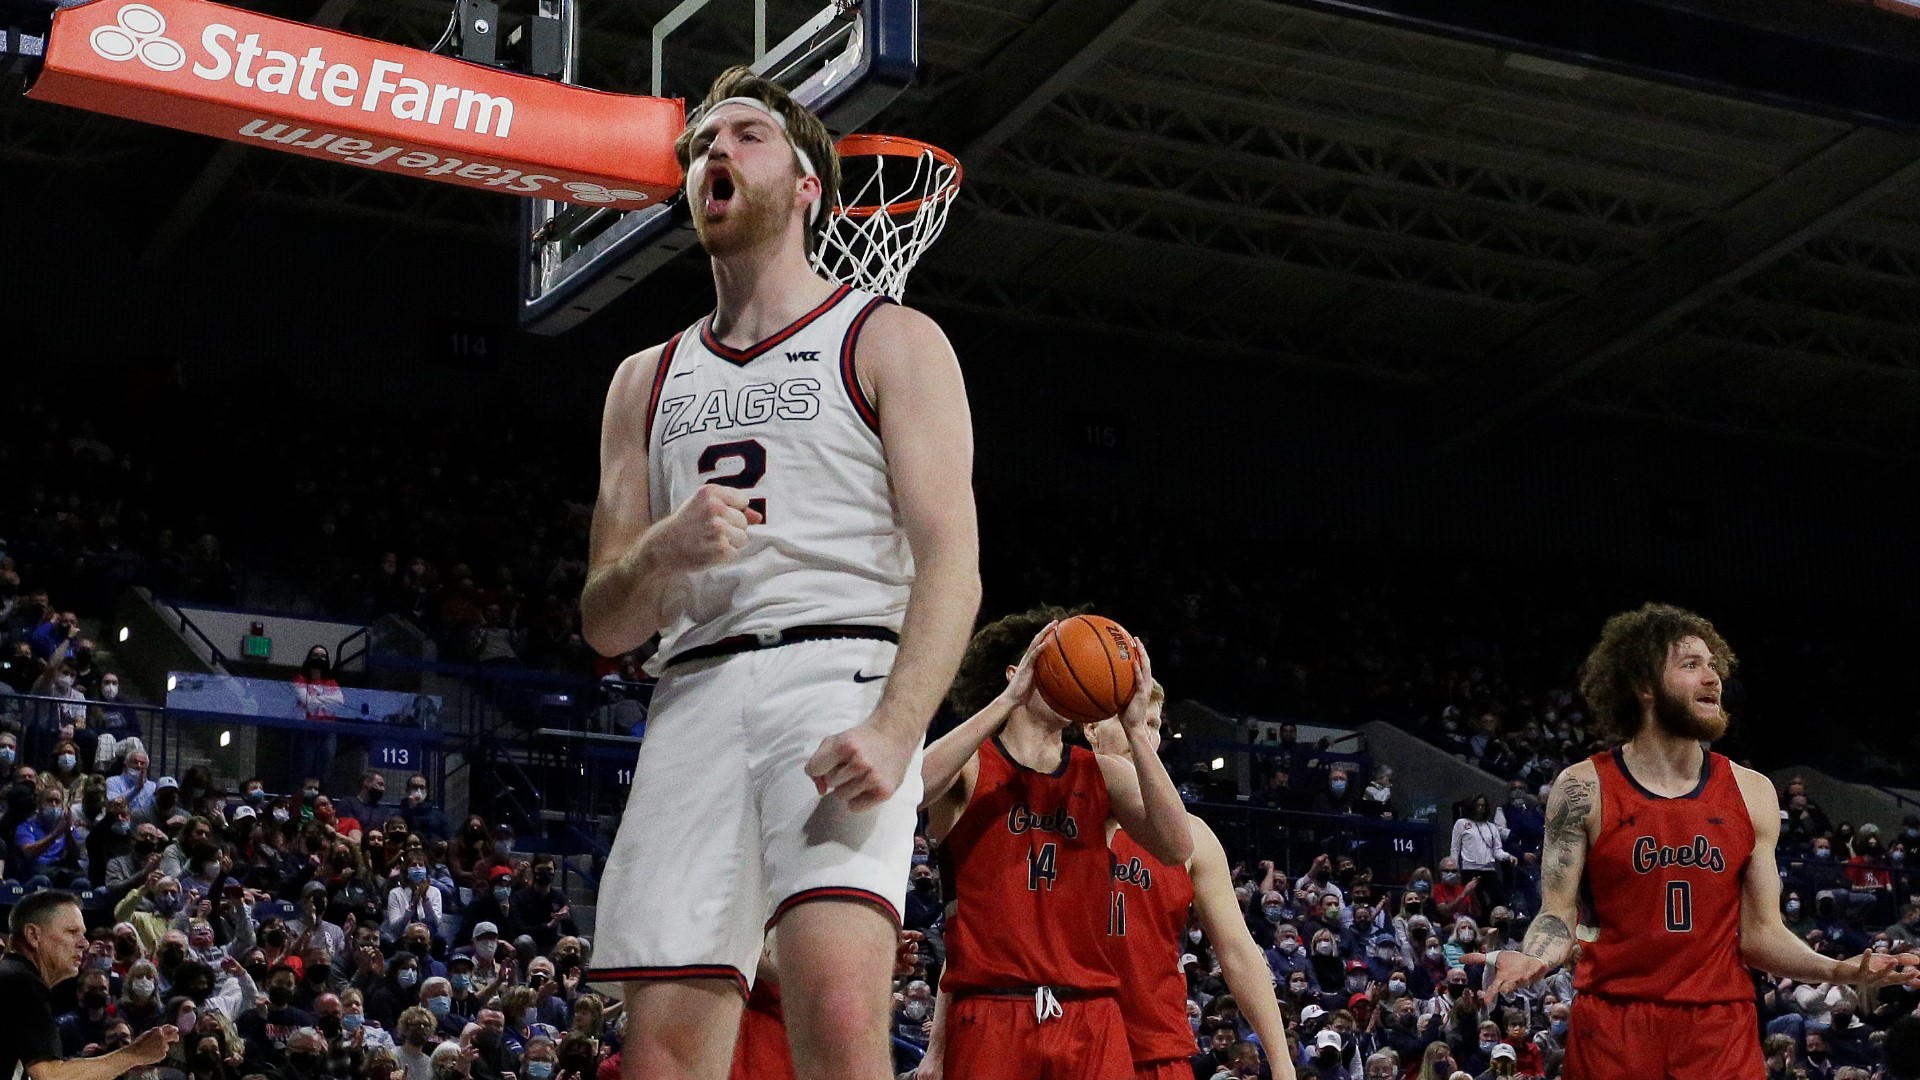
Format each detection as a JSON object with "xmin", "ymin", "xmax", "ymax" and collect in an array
[{"xmin": 1486, "ymin": 760, "xmax": 1598, "ymax": 999}]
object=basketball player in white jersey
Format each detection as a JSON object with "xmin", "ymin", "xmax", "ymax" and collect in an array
[{"xmin": 579, "ymin": 66, "xmax": 981, "ymax": 1080}]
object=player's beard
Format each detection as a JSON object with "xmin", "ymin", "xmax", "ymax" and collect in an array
[
  {"xmin": 1650, "ymin": 682, "xmax": 1729, "ymax": 742},
  {"xmin": 692, "ymin": 168, "xmax": 789, "ymax": 257}
]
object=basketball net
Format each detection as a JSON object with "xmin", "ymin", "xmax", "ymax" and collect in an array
[{"xmin": 810, "ymin": 134, "xmax": 962, "ymax": 301}]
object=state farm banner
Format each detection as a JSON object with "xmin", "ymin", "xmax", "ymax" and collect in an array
[{"xmin": 28, "ymin": 0, "xmax": 685, "ymax": 208}]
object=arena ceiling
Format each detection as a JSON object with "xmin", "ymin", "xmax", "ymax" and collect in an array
[{"xmin": 8, "ymin": 0, "xmax": 1920, "ymax": 458}]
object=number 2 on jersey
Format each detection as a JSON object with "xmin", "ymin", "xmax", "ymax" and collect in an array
[
  {"xmin": 1028, "ymin": 843, "xmax": 1058, "ymax": 891},
  {"xmin": 699, "ymin": 439, "xmax": 767, "ymax": 522}
]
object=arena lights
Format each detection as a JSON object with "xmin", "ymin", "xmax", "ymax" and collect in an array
[
  {"xmin": 1211, "ymin": 757, "xmax": 1226, "ymax": 771},
  {"xmin": 166, "ymin": 674, "xmax": 177, "ymax": 691},
  {"xmin": 118, "ymin": 626, "xmax": 129, "ymax": 642},
  {"xmin": 219, "ymin": 730, "xmax": 231, "ymax": 747},
  {"xmin": 28, "ymin": 0, "xmax": 684, "ymax": 208}
]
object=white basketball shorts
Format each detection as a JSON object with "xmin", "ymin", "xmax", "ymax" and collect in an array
[{"xmin": 585, "ymin": 635, "xmax": 922, "ymax": 995}]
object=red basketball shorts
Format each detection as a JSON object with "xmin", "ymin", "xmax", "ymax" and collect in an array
[
  {"xmin": 1134, "ymin": 1056, "xmax": 1193, "ymax": 1080},
  {"xmin": 1564, "ymin": 995, "xmax": 1764, "ymax": 1080},
  {"xmin": 944, "ymin": 993, "xmax": 1133, "ymax": 1080},
  {"xmin": 729, "ymin": 988, "xmax": 796, "ymax": 1080}
]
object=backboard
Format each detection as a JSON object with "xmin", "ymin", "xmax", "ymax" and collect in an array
[{"xmin": 517, "ymin": 0, "xmax": 917, "ymax": 334}]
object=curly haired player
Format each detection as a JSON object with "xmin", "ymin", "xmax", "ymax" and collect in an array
[{"xmin": 1486, "ymin": 603, "xmax": 1920, "ymax": 1079}]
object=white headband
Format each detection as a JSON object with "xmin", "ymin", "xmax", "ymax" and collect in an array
[{"xmin": 694, "ymin": 96, "xmax": 823, "ymax": 223}]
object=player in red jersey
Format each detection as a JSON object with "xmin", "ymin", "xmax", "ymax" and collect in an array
[
  {"xmin": 915, "ymin": 608, "xmax": 1193, "ymax": 1080},
  {"xmin": 729, "ymin": 931, "xmax": 927, "ymax": 1080},
  {"xmin": 1486, "ymin": 603, "xmax": 1920, "ymax": 1079},
  {"xmin": 1086, "ymin": 685, "xmax": 1298, "ymax": 1080}
]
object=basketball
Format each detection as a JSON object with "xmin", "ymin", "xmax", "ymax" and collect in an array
[{"xmin": 1033, "ymin": 614, "xmax": 1138, "ymax": 723}]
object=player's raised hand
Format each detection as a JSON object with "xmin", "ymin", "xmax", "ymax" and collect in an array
[
  {"xmin": 1840, "ymin": 949, "xmax": 1920, "ymax": 996},
  {"xmin": 1482, "ymin": 949, "xmax": 1552, "ymax": 1005},
  {"xmin": 806, "ymin": 720, "xmax": 916, "ymax": 812},
  {"xmin": 994, "ymin": 621, "xmax": 1055, "ymax": 710},
  {"xmin": 652, "ymin": 484, "xmax": 765, "ymax": 572},
  {"xmin": 1118, "ymin": 637, "xmax": 1155, "ymax": 738}
]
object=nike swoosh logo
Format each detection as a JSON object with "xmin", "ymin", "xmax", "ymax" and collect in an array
[
  {"xmin": 671, "ymin": 368, "xmax": 696, "ymax": 379},
  {"xmin": 853, "ymin": 671, "xmax": 888, "ymax": 683}
]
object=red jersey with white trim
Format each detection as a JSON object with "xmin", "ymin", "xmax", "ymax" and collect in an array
[
  {"xmin": 939, "ymin": 736, "xmax": 1117, "ymax": 994},
  {"xmin": 1574, "ymin": 748, "xmax": 1756, "ymax": 1003},
  {"xmin": 641, "ymin": 284, "xmax": 912, "ymax": 671},
  {"xmin": 1106, "ymin": 826, "xmax": 1196, "ymax": 1064}
]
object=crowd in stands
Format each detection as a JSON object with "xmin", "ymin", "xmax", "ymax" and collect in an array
[
  {"xmin": 7, "ymin": 378, "xmax": 1920, "ymax": 1079},
  {"xmin": 1150, "ymin": 767, "xmax": 1920, "ymax": 1080},
  {"xmin": 0, "ymin": 701, "xmax": 620, "ymax": 1080}
]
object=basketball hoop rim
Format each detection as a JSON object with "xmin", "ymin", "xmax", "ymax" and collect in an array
[{"xmin": 831, "ymin": 133, "xmax": 963, "ymax": 219}]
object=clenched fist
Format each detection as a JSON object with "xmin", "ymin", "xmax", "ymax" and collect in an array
[{"xmin": 649, "ymin": 484, "xmax": 764, "ymax": 573}]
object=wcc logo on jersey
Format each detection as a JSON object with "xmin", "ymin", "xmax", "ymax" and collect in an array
[
  {"xmin": 659, "ymin": 378, "xmax": 822, "ymax": 445},
  {"xmin": 1631, "ymin": 834, "xmax": 1727, "ymax": 874}
]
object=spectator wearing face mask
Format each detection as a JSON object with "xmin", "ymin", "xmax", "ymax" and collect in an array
[
  {"xmin": 471, "ymin": 1006, "xmax": 520, "ymax": 1080},
  {"xmin": 107, "ymin": 749, "xmax": 157, "ymax": 814},
  {"xmin": 1492, "ymin": 783, "xmax": 1544, "ymax": 860},
  {"xmin": 15, "ymin": 781, "xmax": 88, "ymax": 888},
  {"xmin": 333, "ymin": 772, "xmax": 387, "ymax": 835},
  {"xmin": 87, "ymin": 796, "xmax": 135, "ymax": 877},
  {"xmin": 1495, "ymin": 1015, "xmax": 1542, "ymax": 1077},
  {"xmin": 1268, "ymin": 924, "xmax": 1312, "ymax": 986},
  {"xmin": 337, "ymin": 987, "xmax": 394, "ymax": 1053},
  {"xmin": 1845, "ymin": 831, "xmax": 1894, "ymax": 922},
  {"xmin": 1800, "ymin": 1027, "xmax": 1840, "ymax": 1080},
  {"xmin": 442, "ymin": 953, "xmax": 481, "ymax": 1025},
  {"xmin": 120, "ymin": 957, "xmax": 165, "ymax": 1033},
  {"xmin": 55, "ymin": 966, "xmax": 118, "ymax": 1056},
  {"xmin": 392, "ymin": 1005, "xmax": 438, "ymax": 1080},
  {"xmin": 1442, "ymin": 918, "xmax": 1480, "ymax": 971},
  {"xmin": 1450, "ymin": 797, "xmax": 1513, "ymax": 910},
  {"xmin": 461, "ymin": 868, "xmax": 524, "ymax": 946},
  {"xmin": 511, "ymin": 857, "xmax": 575, "ymax": 956},
  {"xmin": 904, "ymin": 860, "xmax": 944, "ymax": 960},
  {"xmin": 85, "ymin": 670, "xmax": 141, "ymax": 754},
  {"xmin": 46, "ymin": 739, "xmax": 86, "ymax": 801},
  {"xmin": 1306, "ymin": 930, "xmax": 1345, "ymax": 997},
  {"xmin": 519, "ymin": 1035, "xmax": 559, "ymax": 1080},
  {"xmin": 1430, "ymin": 858, "xmax": 1478, "ymax": 922},
  {"xmin": 32, "ymin": 657, "xmax": 89, "ymax": 726},
  {"xmin": 399, "ymin": 775, "xmax": 452, "ymax": 843},
  {"xmin": 1460, "ymin": 1019, "xmax": 1503, "ymax": 1077},
  {"xmin": 239, "ymin": 963, "xmax": 318, "ymax": 1068},
  {"xmin": 1313, "ymin": 770, "xmax": 1357, "ymax": 817},
  {"xmin": 385, "ymin": 857, "xmax": 445, "ymax": 945},
  {"xmin": 366, "ymin": 953, "xmax": 424, "ymax": 1032},
  {"xmin": 525, "ymin": 956, "xmax": 573, "ymax": 1032},
  {"xmin": 1376, "ymin": 998, "xmax": 1438, "ymax": 1072},
  {"xmin": 1300, "ymin": 1028, "xmax": 1352, "ymax": 1080},
  {"xmin": 1472, "ymin": 1042, "xmax": 1518, "ymax": 1080},
  {"xmin": 418, "ymin": 976, "xmax": 464, "ymax": 1040},
  {"xmin": 29, "ymin": 610, "xmax": 80, "ymax": 662}
]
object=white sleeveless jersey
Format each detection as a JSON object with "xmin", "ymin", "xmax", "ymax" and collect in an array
[{"xmin": 643, "ymin": 283, "xmax": 913, "ymax": 670}]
